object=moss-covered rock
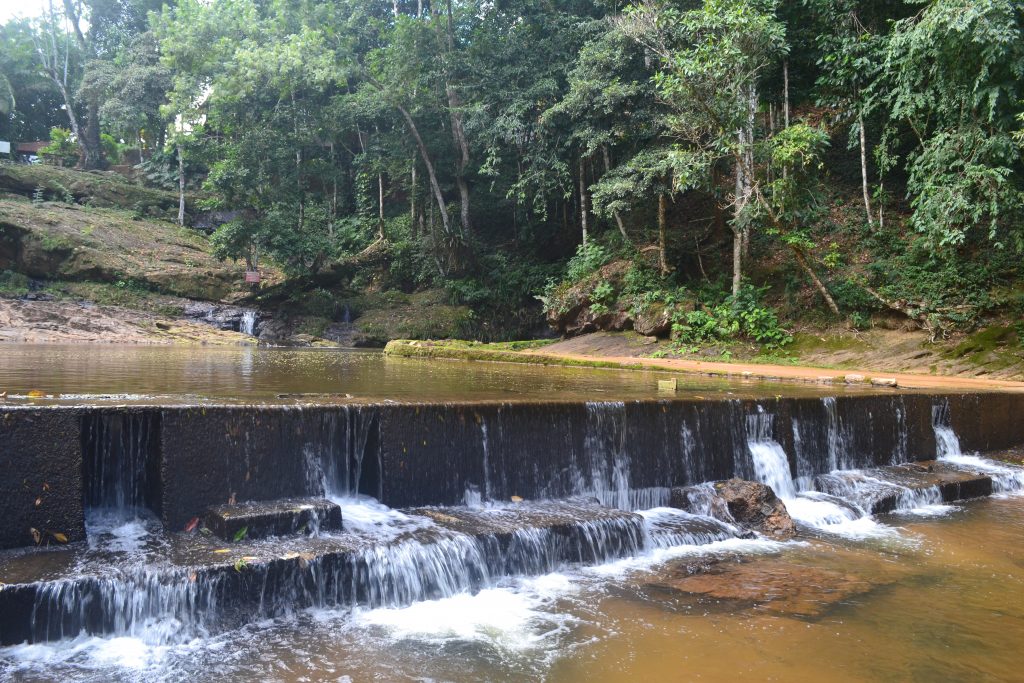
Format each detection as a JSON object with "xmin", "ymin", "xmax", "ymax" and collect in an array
[{"xmin": 0, "ymin": 197, "xmax": 277, "ymax": 300}]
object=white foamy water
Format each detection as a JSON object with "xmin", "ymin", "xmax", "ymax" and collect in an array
[{"xmin": 354, "ymin": 573, "xmax": 579, "ymax": 650}]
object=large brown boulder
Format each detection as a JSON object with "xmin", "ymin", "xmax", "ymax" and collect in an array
[
  {"xmin": 634, "ymin": 301, "xmax": 672, "ymax": 337},
  {"xmin": 670, "ymin": 478, "xmax": 796, "ymax": 539}
]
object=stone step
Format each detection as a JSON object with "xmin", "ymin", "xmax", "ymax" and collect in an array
[
  {"xmin": 203, "ymin": 497, "xmax": 343, "ymax": 541},
  {"xmin": 0, "ymin": 499, "xmax": 651, "ymax": 645},
  {"xmin": 813, "ymin": 461, "xmax": 993, "ymax": 515}
]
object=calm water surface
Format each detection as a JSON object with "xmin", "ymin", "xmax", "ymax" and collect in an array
[{"xmin": 0, "ymin": 344, "xmax": 869, "ymax": 404}]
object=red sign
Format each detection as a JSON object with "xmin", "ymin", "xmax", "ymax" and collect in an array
[{"xmin": 244, "ymin": 270, "xmax": 261, "ymax": 283}]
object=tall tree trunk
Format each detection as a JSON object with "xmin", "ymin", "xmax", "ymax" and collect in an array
[
  {"xmin": 177, "ymin": 144, "xmax": 185, "ymax": 226},
  {"xmin": 397, "ymin": 104, "xmax": 453, "ymax": 238},
  {"xmin": 783, "ymin": 59, "xmax": 790, "ymax": 128},
  {"xmin": 377, "ymin": 173, "xmax": 385, "ymax": 239},
  {"xmin": 329, "ymin": 142, "xmax": 337, "ymax": 239},
  {"xmin": 741, "ymin": 82, "xmax": 756, "ymax": 258},
  {"xmin": 579, "ymin": 155, "xmax": 589, "ymax": 246},
  {"xmin": 792, "ymin": 247, "xmax": 840, "ymax": 315},
  {"xmin": 658, "ymin": 192, "xmax": 668, "ymax": 275},
  {"xmin": 446, "ymin": 89, "xmax": 472, "ymax": 240},
  {"xmin": 79, "ymin": 98, "xmax": 104, "ymax": 170},
  {"xmin": 732, "ymin": 82, "xmax": 756, "ymax": 298},
  {"xmin": 410, "ymin": 155, "xmax": 417, "ymax": 236},
  {"xmin": 602, "ymin": 145, "xmax": 629, "ymax": 242},
  {"xmin": 859, "ymin": 113, "xmax": 874, "ymax": 227}
]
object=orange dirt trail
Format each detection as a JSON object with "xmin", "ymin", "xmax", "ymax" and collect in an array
[{"xmin": 524, "ymin": 349, "xmax": 1024, "ymax": 392}]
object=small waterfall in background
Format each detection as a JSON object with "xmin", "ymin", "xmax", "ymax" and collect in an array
[{"xmin": 240, "ymin": 310, "xmax": 258, "ymax": 336}]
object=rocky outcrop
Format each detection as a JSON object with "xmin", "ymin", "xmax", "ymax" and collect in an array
[
  {"xmin": 670, "ymin": 478, "xmax": 796, "ymax": 539},
  {"xmin": 547, "ymin": 303, "xmax": 633, "ymax": 337},
  {"xmin": 633, "ymin": 302, "xmax": 673, "ymax": 337},
  {"xmin": 183, "ymin": 302, "xmax": 259, "ymax": 336}
]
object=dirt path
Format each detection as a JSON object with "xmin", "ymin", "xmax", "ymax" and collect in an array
[{"xmin": 525, "ymin": 348, "xmax": 1024, "ymax": 392}]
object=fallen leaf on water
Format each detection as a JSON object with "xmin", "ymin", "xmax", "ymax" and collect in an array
[
  {"xmin": 34, "ymin": 497, "xmax": 42, "ymax": 508},
  {"xmin": 42, "ymin": 482, "xmax": 50, "ymax": 492},
  {"xmin": 510, "ymin": 495, "xmax": 523, "ymax": 503},
  {"xmin": 27, "ymin": 390, "xmax": 46, "ymax": 398},
  {"xmin": 184, "ymin": 517, "xmax": 200, "ymax": 533},
  {"xmin": 232, "ymin": 526, "xmax": 249, "ymax": 542},
  {"xmin": 213, "ymin": 549, "xmax": 231, "ymax": 554},
  {"xmin": 29, "ymin": 528, "xmax": 41, "ymax": 545},
  {"xmin": 51, "ymin": 532, "xmax": 68, "ymax": 544}
]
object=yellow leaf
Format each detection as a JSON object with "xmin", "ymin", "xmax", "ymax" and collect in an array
[
  {"xmin": 213, "ymin": 549, "xmax": 231, "ymax": 554},
  {"xmin": 27, "ymin": 390, "xmax": 45, "ymax": 398},
  {"xmin": 51, "ymin": 532, "xmax": 68, "ymax": 544}
]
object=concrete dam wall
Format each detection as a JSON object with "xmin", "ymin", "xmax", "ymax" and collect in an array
[{"xmin": 2, "ymin": 392, "xmax": 1023, "ymax": 549}]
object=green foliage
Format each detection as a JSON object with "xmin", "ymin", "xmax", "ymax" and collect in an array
[
  {"xmin": 39, "ymin": 128, "xmax": 79, "ymax": 167},
  {"xmin": 0, "ymin": 270, "xmax": 30, "ymax": 296},
  {"xmin": 671, "ymin": 285, "xmax": 791, "ymax": 349},
  {"xmin": 565, "ymin": 242, "xmax": 613, "ymax": 282}
]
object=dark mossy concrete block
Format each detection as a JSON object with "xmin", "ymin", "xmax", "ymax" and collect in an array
[
  {"xmin": 204, "ymin": 497, "xmax": 342, "ymax": 541},
  {"xmin": 0, "ymin": 409, "xmax": 85, "ymax": 549}
]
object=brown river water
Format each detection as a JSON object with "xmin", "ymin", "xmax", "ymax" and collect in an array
[
  {"xmin": 0, "ymin": 343, "xmax": 881, "ymax": 404},
  {"xmin": 3, "ymin": 493, "xmax": 1021, "ymax": 682},
  {"xmin": 0, "ymin": 345, "xmax": 1021, "ymax": 681}
]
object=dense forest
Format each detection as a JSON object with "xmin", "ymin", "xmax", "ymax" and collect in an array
[{"xmin": 2, "ymin": 0, "xmax": 1023, "ymax": 347}]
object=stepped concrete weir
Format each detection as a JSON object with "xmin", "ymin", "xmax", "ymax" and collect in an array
[
  {"xmin": 2, "ymin": 389, "xmax": 1024, "ymax": 648},
  {"xmin": 3, "ymin": 392, "xmax": 1024, "ymax": 546}
]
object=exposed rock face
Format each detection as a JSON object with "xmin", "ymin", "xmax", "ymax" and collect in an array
[
  {"xmin": 547, "ymin": 304, "xmax": 633, "ymax": 337},
  {"xmin": 670, "ymin": 478, "xmax": 796, "ymax": 539},
  {"xmin": 183, "ymin": 301, "xmax": 259, "ymax": 335},
  {"xmin": 633, "ymin": 302, "xmax": 673, "ymax": 337}
]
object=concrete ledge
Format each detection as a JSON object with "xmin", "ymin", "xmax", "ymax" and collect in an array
[{"xmin": 204, "ymin": 497, "xmax": 342, "ymax": 541}]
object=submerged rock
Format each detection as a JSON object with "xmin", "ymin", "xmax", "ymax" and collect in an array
[
  {"xmin": 645, "ymin": 558, "xmax": 875, "ymax": 618},
  {"xmin": 670, "ymin": 478, "xmax": 796, "ymax": 539}
]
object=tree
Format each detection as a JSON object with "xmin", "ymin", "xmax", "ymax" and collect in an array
[{"xmin": 621, "ymin": 0, "xmax": 787, "ymax": 297}]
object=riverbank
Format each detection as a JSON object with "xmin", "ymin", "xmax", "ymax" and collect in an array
[{"xmin": 384, "ymin": 337, "xmax": 1024, "ymax": 392}]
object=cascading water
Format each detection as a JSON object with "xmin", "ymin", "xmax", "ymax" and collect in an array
[
  {"xmin": 932, "ymin": 400, "xmax": 1024, "ymax": 493},
  {"xmin": 239, "ymin": 310, "xmax": 258, "ymax": 336}
]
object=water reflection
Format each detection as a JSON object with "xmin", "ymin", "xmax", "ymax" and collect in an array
[{"xmin": 0, "ymin": 344, "xmax": 869, "ymax": 405}]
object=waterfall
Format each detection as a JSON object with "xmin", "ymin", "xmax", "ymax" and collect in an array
[
  {"xmin": 82, "ymin": 412, "xmax": 158, "ymax": 521},
  {"xmin": 745, "ymin": 408, "xmax": 796, "ymax": 499},
  {"xmin": 240, "ymin": 310, "xmax": 258, "ymax": 336},
  {"xmin": 932, "ymin": 400, "xmax": 962, "ymax": 458}
]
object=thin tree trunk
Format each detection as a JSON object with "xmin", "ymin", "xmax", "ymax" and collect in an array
[
  {"xmin": 783, "ymin": 59, "xmax": 790, "ymax": 128},
  {"xmin": 177, "ymin": 144, "xmax": 185, "ymax": 226},
  {"xmin": 602, "ymin": 145, "xmax": 629, "ymax": 242},
  {"xmin": 397, "ymin": 104, "xmax": 453, "ymax": 237},
  {"xmin": 329, "ymin": 142, "xmax": 337, "ymax": 239},
  {"xmin": 579, "ymin": 155, "xmax": 589, "ymax": 246},
  {"xmin": 377, "ymin": 173, "xmax": 385, "ymax": 239},
  {"xmin": 793, "ymin": 247, "xmax": 840, "ymax": 315},
  {"xmin": 741, "ymin": 82, "xmax": 756, "ymax": 258},
  {"xmin": 657, "ymin": 192, "xmax": 668, "ymax": 275},
  {"xmin": 859, "ymin": 113, "xmax": 874, "ymax": 227},
  {"xmin": 446, "ymin": 85, "xmax": 472, "ymax": 240},
  {"xmin": 410, "ymin": 156, "xmax": 417, "ymax": 236}
]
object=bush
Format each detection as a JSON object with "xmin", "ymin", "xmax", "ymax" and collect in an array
[
  {"xmin": 671, "ymin": 285, "xmax": 791, "ymax": 349},
  {"xmin": 565, "ymin": 242, "xmax": 612, "ymax": 282}
]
